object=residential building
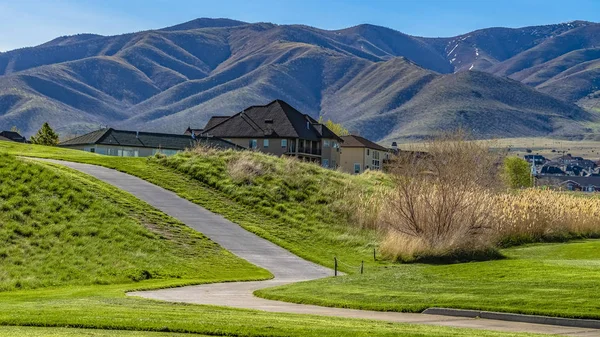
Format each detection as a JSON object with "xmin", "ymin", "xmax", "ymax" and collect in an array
[
  {"xmin": 200, "ymin": 100, "xmax": 343, "ymax": 168},
  {"xmin": 339, "ymin": 135, "xmax": 390, "ymax": 174},
  {"xmin": 0, "ymin": 131, "xmax": 27, "ymax": 143},
  {"xmin": 59, "ymin": 128, "xmax": 239, "ymax": 157},
  {"xmin": 538, "ymin": 176, "xmax": 600, "ymax": 192}
]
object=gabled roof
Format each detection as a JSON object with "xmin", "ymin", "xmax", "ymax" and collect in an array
[
  {"xmin": 203, "ymin": 116, "xmax": 230, "ymax": 130},
  {"xmin": 60, "ymin": 128, "xmax": 241, "ymax": 150},
  {"xmin": 0, "ymin": 131, "xmax": 27, "ymax": 143},
  {"xmin": 340, "ymin": 135, "xmax": 388, "ymax": 151},
  {"xmin": 202, "ymin": 100, "xmax": 343, "ymax": 142}
]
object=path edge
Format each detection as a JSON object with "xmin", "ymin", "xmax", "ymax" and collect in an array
[{"xmin": 423, "ymin": 308, "xmax": 600, "ymax": 329}]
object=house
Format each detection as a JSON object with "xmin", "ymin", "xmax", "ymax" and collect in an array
[
  {"xmin": 539, "ymin": 176, "xmax": 600, "ymax": 192},
  {"xmin": 339, "ymin": 135, "xmax": 390, "ymax": 174},
  {"xmin": 0, "ymin": 131, "xmax": 27, "ymax": 143},
  {"xmin": 524, "ymin": 154, "xmax": 547, "ymax": 165},
  {"xmin": 59, "ymin": 128, "xmax": 239, "ymax": 157},
  {"xmin": 200, "ymin": 100, "xmax": 343, "ymax": 168}
]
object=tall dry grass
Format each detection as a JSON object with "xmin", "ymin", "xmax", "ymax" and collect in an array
[{"xmin": 351, "ymin": 131, "xmax": 600, "ymax": 262}]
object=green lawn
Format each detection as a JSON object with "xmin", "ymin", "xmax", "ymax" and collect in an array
[
  {"xmin": 0, "ymin": 326, "xmax": 206, "ymax": 336},
  {"xmin": 1, "ymin": 142, "xmax": 384, "ymax": 271},
  {"xmin": 0, "ymin": 284, "xmax": 542, "ymax": 337},
  {"xmin": 257, "ymin": 240, "xmax": 600, "ymax": 319}
]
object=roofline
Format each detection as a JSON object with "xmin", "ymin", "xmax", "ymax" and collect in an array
[{"xmin": 59, "ymin": 128, "xmax": 111, "ymax": 146}]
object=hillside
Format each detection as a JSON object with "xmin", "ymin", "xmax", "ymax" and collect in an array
[
  {"xmin": 0, "ymin": 18, "xmax": 598, "ymax": 141},
  {"xmin": 0, "ymin": 152, "xmax": 267, "ymax": 291}
]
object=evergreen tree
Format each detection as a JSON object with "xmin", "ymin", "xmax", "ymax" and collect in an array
[{"xmin": 30, "ymin": 122, "xmax": 59, "ymax": 146}]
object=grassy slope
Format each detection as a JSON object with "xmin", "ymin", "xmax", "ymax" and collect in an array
[
  {"xmin": 2, "ymin": 142, "xmax": 383, "ymax": 271},
  {"xmin": 0, "ymin": 153, "xmax": 268, "ymax": 291},
  {"xmin": 258, "ymin": 240, "xmax": 600, "ymax": 319},
  {"xmin": 0, "ymin": 143, "xmax": 543, "ymax": 337}
]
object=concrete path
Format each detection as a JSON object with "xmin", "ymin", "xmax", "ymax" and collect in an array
[{"xmin": 36, "ymin": 159, "xmax": 600, "ymax": 336}]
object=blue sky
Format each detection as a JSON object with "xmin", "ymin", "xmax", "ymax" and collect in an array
[{"xmin": 0, "ymin": 0, "xmax": 598, "ymax": 52}]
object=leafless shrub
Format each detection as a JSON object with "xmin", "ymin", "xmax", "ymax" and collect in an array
[{"xmin": 378, "ymin": 131, "xmax": 504, "ymax": 261}]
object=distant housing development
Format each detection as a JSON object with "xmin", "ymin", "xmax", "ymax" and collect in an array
[
  {"xmin": 59, "ymin": 128, "xmax": 239, "ymax": 157},
  {"xmin": 199, "ymin": 100, "xmax": 343, "ymax": 168}
]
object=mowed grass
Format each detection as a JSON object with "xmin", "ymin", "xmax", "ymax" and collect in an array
[
  {"xmin": 0, "ymin": 285, "xmax": 543, "ymax": 337},
  {"xmin": 257, "ymin": 240, "xmax": 600, "ymax": 319},
  {"xmin": 0, "ymin": 326, "xmax": 205, "ymax": 336},
  {"xmin": 0, "ymin": 153, "xmax": 269, "ymax": 291},
  {"xmin": 1, "ymin": 141, "xmax": 384, "ymax": 271}
]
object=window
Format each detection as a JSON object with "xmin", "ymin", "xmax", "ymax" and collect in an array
[
  {"xmin": 323, "ymin": 140, "xmax": 330, "ymax": 148},
  {"xmin": 249, "ymin": 139, "xmax": 257, "ymax": 149},
  {"xmin": 263, "ymin": 139, "xmax": 269, "ymax": 148},
  {"xmin": 367, "ymin": 149, "xmax": 370, "ymax": 156},
  {"xmin": 90, "ymin": 148, "xmax": 95, "ymax": 153},
  {"xmin": 332, "ymin": 141, "xmax": 338, "ymax": 148},
  {"xmin": 372, "ymin": 151, "xmax": 381, "ymax": 169},
  {"xmin": 281, "ymin": 139, "xmax": 287, "ymax": 148},
  {"xmin": 354, "ymin": 163, "xmax": 361, "ymax": 174},
  {"xmin": 322, "ymin": 159, "xmax": 329, "ymax": 168}
]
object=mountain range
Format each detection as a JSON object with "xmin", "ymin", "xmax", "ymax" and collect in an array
[{"xmin": 0, "ymin": 18, "xmax": 599, "ymax": 142}]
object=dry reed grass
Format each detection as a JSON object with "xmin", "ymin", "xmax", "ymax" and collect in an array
[{"xmin": 352, "ymin": 131, "xmax": 600, "ymax": 262}]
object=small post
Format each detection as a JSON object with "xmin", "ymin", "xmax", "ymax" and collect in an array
[
  {"xmin": 360, "ymin": 261, "xmax": 364, "ymax": 275},
  {"xmin": 334, "ymin": 257, "xmax": 338, "ymax": 277},
  {"xmin": 373, "ymin": 248, "xmax": 376, "ymax": 261}
]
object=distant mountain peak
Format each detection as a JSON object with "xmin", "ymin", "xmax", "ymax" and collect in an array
[{"xmin": 160, "ymin": 18, "xmax": 248, "ymax": 31}]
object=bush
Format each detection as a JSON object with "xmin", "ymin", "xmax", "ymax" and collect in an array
[
  {"xmin": 378, "ymin": 131, "xmax": 503, "ymax": 261},
  {"xmin": 503, "ymin": 156, "xmax": 532, "ymax": 188}
]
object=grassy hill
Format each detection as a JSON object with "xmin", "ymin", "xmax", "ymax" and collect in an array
[
  {"xmin": 0, "ymin": 19, "xmax": 598, "ymax": 141},
  {"xmin": 0, "ymin": 143, "xmax": 545, "ymax": 337},
  {"xmin": 0, "ymin": 153, "xmax": 269, "ymax": 291}
]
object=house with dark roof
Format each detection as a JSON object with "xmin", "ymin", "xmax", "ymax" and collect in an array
[
  {"xmin": 339, "ymin": 135, "xmax": 390, "ymax": 174},
  {"xmin": 538, "ymin": 176, "xmax": 600, "ymax": 192},
  {"xmin": 200, "ymin": 100, "xmax": 343, "ymax": 168},
  {"xmin": 0, "ymin": 131, "xmax": 27, "ymax": 143},
  {"xmin": 60, "ymin": 128, "xmax": 239, "ymax": 157}
]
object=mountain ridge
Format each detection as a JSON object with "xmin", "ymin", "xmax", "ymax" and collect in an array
[{"xmin": 0, "ymin": 18, "xmax": 598, "ymax": 141}]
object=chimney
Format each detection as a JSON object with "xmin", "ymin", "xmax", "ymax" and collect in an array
[{"xmin": 136, "ymin": 131, "xmax": 139, "ymax": 139}]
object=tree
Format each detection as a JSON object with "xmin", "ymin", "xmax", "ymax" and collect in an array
[
  {"xmin": 503, "ymin": 156, "xmax": 532, "ymax": 189},
  {"xmin": 318, "ymin": 117, "xmax": 349, "ymax": 137},
  {"xmin": 30, "ymin": 122, "xmax": 59, "ymax": 146}
]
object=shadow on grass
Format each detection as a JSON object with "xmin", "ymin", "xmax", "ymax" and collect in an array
[{"xmin": 399, "ymin": 248, "xmax": 505, "ymax": 265}]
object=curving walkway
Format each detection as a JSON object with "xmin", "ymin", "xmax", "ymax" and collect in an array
[{"xmin": 36, "ymin": 159, "xmax": 599, "ymax": 336}]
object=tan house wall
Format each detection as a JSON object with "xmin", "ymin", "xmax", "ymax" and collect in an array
[
  {"xmin": 224, "ymin": 137, "xmax": 292, "ymax": 156},
  {"xmin": 340, "ymin": 147, "xmax": 366, "ymax": 174}
]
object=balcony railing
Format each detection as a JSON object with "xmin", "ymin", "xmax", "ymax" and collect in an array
[{"xmin": 296, "ymin": 147, "xmax": 321, "ymax": 156}]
